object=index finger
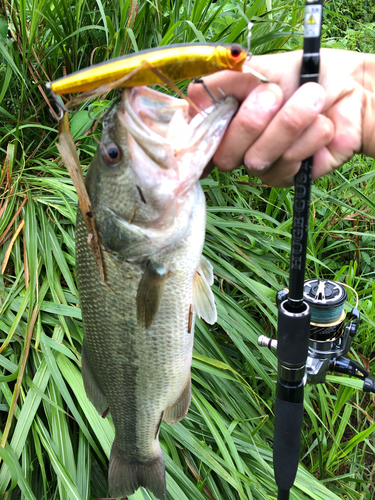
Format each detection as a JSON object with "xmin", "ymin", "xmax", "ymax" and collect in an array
[
  {"xmin": 188, "ymin": 70, "xmax": 262, "ymax": 113},
  {"xmin": 188, "ymin": 52, "xmax": 302, "ymax": 112}
]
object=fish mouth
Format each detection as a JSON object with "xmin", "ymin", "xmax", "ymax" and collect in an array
[
  {"xmin": 117, "ymin": 86, "xmax": 239, "ymax": 180},
  {"xmin": 121, "ymin": 87, "xmax": 190, "ymax": 142}
]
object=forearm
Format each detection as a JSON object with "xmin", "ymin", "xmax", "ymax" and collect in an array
[{"xmin": 359, "ymin": 53, "xmax": 375, "ymax": 158}]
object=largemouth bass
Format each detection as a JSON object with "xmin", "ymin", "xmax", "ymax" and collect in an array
[{"xmin": 75, "ymin": 86, "xmax": 238, "ymax": 499}]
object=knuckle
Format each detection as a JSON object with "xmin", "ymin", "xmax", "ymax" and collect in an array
[
  {"xmin": 213, "ymin": 152, "xmax": 237, "ymax": 171},
  {"xmin": 283, "ymin": 149, "xmax": 299, "ymax": 163},
  {"xmin": 236, "ymin": 110, "xmax": 264, "ymax": 133},
  {"xmin": 318, "ymin": 116, "xmax": 335, "ymax": 142},
  {"xmin": 279, "ymin": 108, "xmax": 306, "ymax": 134}
]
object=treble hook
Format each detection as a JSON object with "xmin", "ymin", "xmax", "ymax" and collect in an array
[
  {"xmin": 46, "ymin": 84, "xmax": 74, "ymax": 121},
  {"xmin": 102, "ymin": 92, "xmax": 122, "ymax": 120},
  {"xmin": 193, "ymin": 78, "xmax": 221, "ymax": 104},
  {"xmin": 88, "ymin": 92, "xmax": 122, "ymax": 123},
  {"xmin": 49, "ymin": 104, "xmax": 64, "ymax": 121}
]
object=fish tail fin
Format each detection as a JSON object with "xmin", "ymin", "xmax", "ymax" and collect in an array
[{"xmin": 108, "ymin": 442, "xmax": 166, "ymax": 500}]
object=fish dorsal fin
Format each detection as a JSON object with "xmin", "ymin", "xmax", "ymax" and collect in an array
[
  {"xmin": 193, "ymin": 257, "xmax": 217, "ymax": 325},
  {"xmin": 137, "ymin": 262, "xmax": 168, "ymax": 329}
]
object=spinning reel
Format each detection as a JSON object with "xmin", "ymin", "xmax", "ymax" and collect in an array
[{"xmin": 259, "ymin": 279, "xmax": 375, "ymax": 393}]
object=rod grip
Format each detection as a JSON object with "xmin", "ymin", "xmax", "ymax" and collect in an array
[
  {"xmin": 273, "ymin": 398, "xmax": 304, "ymax": 490},
  {"xmin": 273, "ymin": 301, "xmax": 310, "ymax": 490},
  {"xmin": 277, "ymin": 300, "xmax": 310, "ymax": 366}
]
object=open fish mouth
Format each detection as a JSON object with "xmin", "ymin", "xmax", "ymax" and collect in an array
[
  {"xmin": 121, "ymin": 87, "xmax": 190, "ymax": 141},
  {"xmin": 117, "ymin": 86, "xmax": 239, "ymax": 177}
]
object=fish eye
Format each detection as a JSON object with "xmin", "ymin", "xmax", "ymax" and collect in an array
[
  {"xmin": 101, "ymin": 141, "xmax": 122, "ymax": 165},
  {"xmin": 230, "ymin": 45, "xmax": 242, "ymax": 58}
]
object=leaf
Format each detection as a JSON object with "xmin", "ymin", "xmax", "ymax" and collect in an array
[
  {"xmin": 35, "ymin": 417, "xmax": 84, "ymax": 500},
  {"xmin": 57, "ymin": 112, "xmax": 106, "ymax": 283},
  {"xmin": 0, "ymin": 16, "xmax": 7, "ymax": 41},
  {"xmin": 0, "ymin": 444, "xmax": 37, "ymax": 500},
  {"xmin": 0, "ymin": 359, "xmax": 51, "ymax": 493}
]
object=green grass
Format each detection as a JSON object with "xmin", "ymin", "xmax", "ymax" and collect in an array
[{"xmin": 1, "ymin": 0, "xmax": 375, "ymax": 499}]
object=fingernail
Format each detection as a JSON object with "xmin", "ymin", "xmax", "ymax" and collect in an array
[
  {"xmin": 295, "ymin": 83, "xmax": 325, "ymax": 110},
  {"xmin": 247, "ymin": 88, "xmax": 278, "ymax": 112},
  {"xmin": 244, "ymin": 159, "xmax": 271, "ymax": 173},
  {"xmin": 257, "ymin": 90, "xmax": 278, "ymax": 110}
]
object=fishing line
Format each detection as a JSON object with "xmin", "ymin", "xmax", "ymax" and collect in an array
[
  {"xmin": 304, "ymin": 279, "xmax": 347, "ymax": 323},
  {"xmin": 247, "ymin": 21, "xmax": 254, "ymax": 54},
  {"xmin": 361, "ymin": 0, "xmax": 367, "ymax": 158}
]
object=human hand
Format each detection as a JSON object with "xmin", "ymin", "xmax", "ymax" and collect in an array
[{"xmin": 188, "ymin": 49, "xmax": 374, "ymax": 187}]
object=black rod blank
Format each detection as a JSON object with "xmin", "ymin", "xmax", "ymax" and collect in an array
[
  {"xmin": 273, "ymin": 1, "xmax": 324, "ymax": 498},
  {"xmin": 288, "ymin": 0, "xmax": 324, "ymax": 310}
]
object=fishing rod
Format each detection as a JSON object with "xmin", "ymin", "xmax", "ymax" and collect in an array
[
  {"xmin": 257, "ymin": 2, "xmax": 375, "ymax": 499},
  {"xmin": 272, "ymin": 2, "xmax": 324, "ymax": 497}
]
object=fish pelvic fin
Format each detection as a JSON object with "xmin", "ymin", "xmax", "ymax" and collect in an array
[
  {"xmin": 137, "ymin": 261, "xmax": 168, "ymax": 329},
  {"xmin": 81, "ymin": 345, "xmax": 108, "ymax": 415},
  {"xmin": 193, "ymin": 257, "xmax": 217, "ymax": 325},
  {"xmin": 164, "ymin": 375, "xmax": 191, "ymax": 424},
  {"xmin": 108, "ymin": 443, "xmax": 166, "ymax": 500}
]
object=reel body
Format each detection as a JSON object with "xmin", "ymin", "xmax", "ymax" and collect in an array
[{"xmin": 258, "ymin": 279, "xmax": 374, "ymax": 392}]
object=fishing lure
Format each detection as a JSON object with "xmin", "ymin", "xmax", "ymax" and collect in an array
[{"xmin": 47, "ymin": 43, "xmax": 255, "ymax": 95}]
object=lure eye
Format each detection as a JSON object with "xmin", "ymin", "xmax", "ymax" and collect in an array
[
  {"xmin": 101, "ymin": 141, "xmax": 122, "ymax": 165},
  {"xmin": 230, "ymin": 45, "xmax": 242, "ymax": 58}
]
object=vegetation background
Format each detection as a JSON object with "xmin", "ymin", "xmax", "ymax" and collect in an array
[{"xmin": 0, "ymin": 0, "xmax": 374, "ymax": 499}]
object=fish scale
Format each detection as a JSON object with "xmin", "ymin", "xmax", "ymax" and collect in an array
[{"xmin": 75, "ymin": 86, "xmax": 238, "ymax": 499}]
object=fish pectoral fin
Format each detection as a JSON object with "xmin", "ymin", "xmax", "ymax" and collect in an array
[
  {"xmin": 109, "ymin": 442, "xmax": 166, "ymax": 500},
  {"xmin": 81, "ymin": 345, "xmax": 108, "ymax": 415},
  {"xmin": 199, "ymin": 255, "xmax": 214, "ymax": 285},
  {"xmin": 193, "ymin": 265, "xmax": 217, "ymax": 325},
  {"xmin": 163, "ymin": 376, "xmax": 191, "ymax": 424},
  {"xmin": 137, "ymin": 262, "xmax": 168, "ymax": 329}
]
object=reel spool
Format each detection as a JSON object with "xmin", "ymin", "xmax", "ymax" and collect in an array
[
  {"xmin": 303, "ymin": 279, "xmax": 359, "ymax": 384},
  {"xmin": 304, "ymin": 279, "xmax": 347, "ymax": 341}
]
